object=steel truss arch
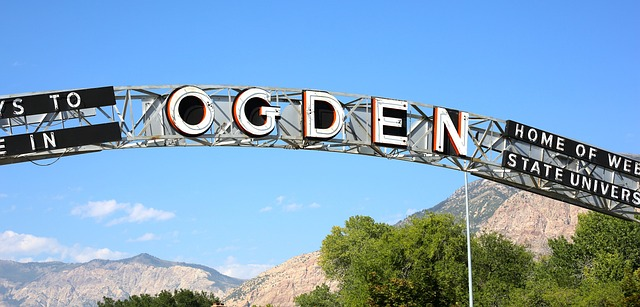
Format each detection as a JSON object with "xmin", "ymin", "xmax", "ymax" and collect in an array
[{"xmin": 1, "ymin": 85, "xmax": 638, "ymax": 222}]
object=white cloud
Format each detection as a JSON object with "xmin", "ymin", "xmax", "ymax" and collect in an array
[
  {"xmin": 65, "ymin": 245, "xmax": 127, "ymax": 263},
  {"xmin": 215, "ymin": 256, "xmax": 273, "ymax": 279},
  {"xmin": 130, "ymin": 204, "xmax": 174, "ymax": 221},
  {"xmin": 283, "ymin": 203, "xmax": 303, "ymax": 212},
  {"xmin": 107, "ymin": 203, "xmax": 175, "ymax": 225},
  {"xmin": 0, "ymin": 230, "xmax": 126, "ymax": 263},
  {"xmin": 406, "ymin": 208, "xmax": 418, "ymax": 216},
  {"xmin": 270, "ymin": 196, "xmax": 321, "ymax": 212},
  {"xmin": 71, "ymin": 200, "xmax": 125, "ymax": 220},
  {"xmin": 128, "ymin": 233, "xmax": 159, "ymax": 242},
  {"xmin": 71, "ymin": 200, "xmax": 175, "ymax": 226},
  {"xmin": 0, "ymin": 231, "xmax": 62, "ymax": 256}
]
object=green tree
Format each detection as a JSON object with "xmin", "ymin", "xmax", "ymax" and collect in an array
[
  {"xmin": 388, "ymin": 213, "xmax": 468, "ymax": 306},
  {"xmin": 472, "ymin": 233, "xmax": 534, "ymax": 306},
  {"xmin": 320, "ymin": 215, "xmax": 392, "ymax": 281},
  {"xmin": 510, "ymin": 211, "xmax": 640, "ymax": 306},
  {"xmin": 319, "ymin": 213, "xmax": 470, "ymax": 306},
  {"xmin": 97, "ymin": 289, "xmax": 221, "ymax": 307},
  {"xmin": 546, "ymin": 212, "xmax": 640, "ymax": 286},
  {"xmin": 319, "ymin": 215, "xmax": 393, "ymax": 306},
  {"xmin": 622, "ymin": 268, "xmax": 640, "ymax": 306},
  {"xmin": 367, "ymin": 273, "xmax": 421, "ymax": 307},
  {"xmin": 294, "ymin": 284, "xmax": 340, "ymax": 307}
]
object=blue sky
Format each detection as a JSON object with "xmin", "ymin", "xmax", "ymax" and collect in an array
[{"xmin": 0, "ymin": 1, "xmax": 638, "ymax": 279}]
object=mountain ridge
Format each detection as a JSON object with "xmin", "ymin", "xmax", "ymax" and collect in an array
[
  {"xmin": 400, "ymin": 179, "xmax": 520, "ymax": 232},
  {"xmin": 0, "ymin": 253, "xmax": 243, "ymax": 307},
  {"xmin": 223, "ymin": 251, "xmax": 338, "ymax": 307}
]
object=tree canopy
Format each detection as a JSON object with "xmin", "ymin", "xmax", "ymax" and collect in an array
[
  {"xmin": 513, "ymin": 212, "xmax": 640, "ymax": 306},
  {"xmin": 314, "ymin": 213, "xmax": 535, "ymax": 306},
  {"xmin": 301, "ymin": 211, "xmax": 640, "ymax": 306},
  {"xmin": 97, "ymin": 289, "xmax": 221, "ymax": 307}
]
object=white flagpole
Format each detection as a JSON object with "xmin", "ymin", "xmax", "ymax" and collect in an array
[{"xmin": 464, "ymin": 170, "xmax": 474, "ymax": 306}]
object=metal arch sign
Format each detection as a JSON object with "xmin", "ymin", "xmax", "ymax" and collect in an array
[{"xmin": 1, "ymin": 85, "xmax": 638, "ymax": 222}]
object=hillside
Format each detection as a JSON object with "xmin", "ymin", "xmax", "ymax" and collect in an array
[
  {"xmin": 224, "ymin": 251, "xmax": 338, "ymax": 307},
  {"xmin": 403, "ymin": 179, "xmax": 519, "ymax": 232},
  {"xmin": 480, "ymin": 190, "xmax": 587, "ymax": 255},
  {"xmin": 0, "ymin": 253, "xmax": 243, "ymax": 307},
  {"xmin": 420, "ymin": 179, "xmax": 587, "ymax": 256}
]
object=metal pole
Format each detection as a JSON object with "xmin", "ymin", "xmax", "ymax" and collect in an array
[{"xmin": 464, "ymin": 171, "xmax": 474, "ymax": 306}]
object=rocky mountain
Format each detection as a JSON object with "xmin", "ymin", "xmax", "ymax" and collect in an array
[
  {"xmin": 0, "ymin": 253, "xmax": 243, "ymax": 307},
  {"xmin": 415, "ymin": 153, "xmax": 640, "ymax": 238},
  {"xmin": 223, "ymin": 251, "xmax": 338, "ymax": 307},
  {"xmin": 402, "ymin": 179, "xmax": 519, "ymax": 233},
  {"xmin": 480, "ymin": 190, "xmax": 587, "ymax": 255},
  {"xmin": 416, "ymin": 179, "xmax": 587, "ymax": 256}
]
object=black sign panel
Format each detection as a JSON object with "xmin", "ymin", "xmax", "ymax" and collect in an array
[
  {"xmin": 0, "ymin": 86, "xmax": 116, "ymax": 119},
  {"xmin": 0, "ymin": 123, "xmax": 121, "ymax": 156},
  {"xmin": 505, "ymin": 120, "xmax": 640, "ymax": 178},
  {"xmin": 502, "ymin": 151, "xmax": 640, "ymax": 207}
]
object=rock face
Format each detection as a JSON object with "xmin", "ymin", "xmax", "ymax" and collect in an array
[
  {"xmin": 223, "ymin": 251, "xmax": 338, "ymax": 307},
  {"xmin": 407, "ymin": 179, "xmax": 520, "ymax": 233},
  {"xmin": 409, "ymin": 179, "xmax": 588, "ymax": 256},
  {"xmin": 480, "ymin": 190, "xmax": 587, "ymax": 255},
  {"xmin": 0, "ymin": 254, "xmax": 242, "ymax": 307},
  {"xmin": 481, "ymin": 153, "xmax": 640, "ymax": 253}
]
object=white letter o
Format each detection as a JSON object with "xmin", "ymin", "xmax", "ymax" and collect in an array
[{"xmin": 165, "ymin": 86, "xmax": 214, "ymax": 137}]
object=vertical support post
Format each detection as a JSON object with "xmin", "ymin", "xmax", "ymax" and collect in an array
[{"xmin": 465, "ymin": 170, "xmax": 474, "ymax": 306}]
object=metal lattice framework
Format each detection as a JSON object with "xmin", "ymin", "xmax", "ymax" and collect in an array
[{"xmin": 1, "ymin": 85, "xmax": 638, "ymax": 222}]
